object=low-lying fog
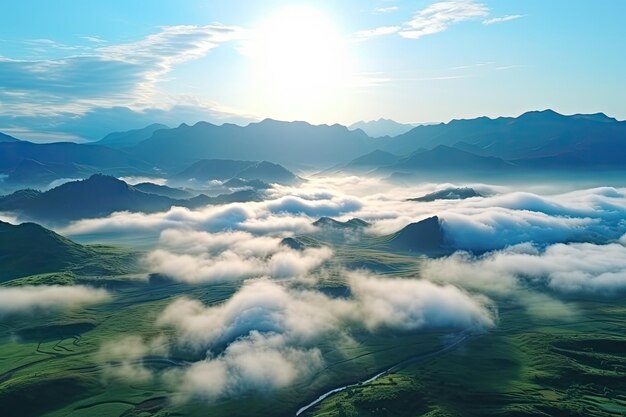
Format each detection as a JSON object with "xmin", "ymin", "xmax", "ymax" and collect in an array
[{"xmin": 4, "ymin": 174, "xmax": 626, "ymax": 401}]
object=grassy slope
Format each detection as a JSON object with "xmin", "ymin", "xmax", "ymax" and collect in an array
[
  {"xmin": 308, "ymin": 296, "xmax": 626, "ymax": 417},
  {"xmin": 0, "ymin": 246, "xmax": 625, "ymax": 417}
]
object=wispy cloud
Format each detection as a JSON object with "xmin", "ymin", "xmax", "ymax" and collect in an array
[
  {"xmin": 355, "ymin": 26, "xmax": 401, "ymax": 40},
  {"xmin": 374, "ymin": 6, "xmax": 399, "ymax": 14},
  {"xmin": 357, "ymin": 1, "xmax": 522, "ymax": 41},
  {"xmin": 0, "ymin": 24, "xmax": 246, "ymax": 117},
  {"xmin": 483, "ymin": 14, "xmax": 525, "ymax": 25},
  {"xmin": 400, "ymin": 0, "xmax": 488, "ymax": 39},
  {"xmin": 80, "ymin": 35, "xmax": 107, "ymax": 44}
]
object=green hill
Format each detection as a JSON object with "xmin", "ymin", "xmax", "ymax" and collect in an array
[{"xmin": 0, "ymin": 221, "xmax": 134, "ymax": 282}]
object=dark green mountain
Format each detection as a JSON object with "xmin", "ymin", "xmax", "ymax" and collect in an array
[
  {"xmin": 174, "ymin": 159, "xmax": 256, "ymax": 181},
  {"xmin": 0, "ymin": 220, "xmax": 95, "ymax": 282},
  {"xmin": 0, "ymin": 175, "xmax": 263, "ymax": 223},
  {"xmin": 133, "ymin": 182, "xmax": 194, "ymax": 199},
  {"xmin": 409, "ymin": 187, "xmax": 483, "ymax": 202},
  {"xmin": 0, "ymin": 220, "xmax": 136, "ymax": 282},
  {"xmin": 95, "ymin": 123, "xmax": 168, "ymax": 148},
  {"xmin": 0, "ymin": 174, "xmax": 175, "ymax": 222},
  {"xmin": 174, "ymin": 159, "xmax": 298, "ymax": 185},
  {"xmin": 386, "ymin": 216, "xmax": 448, "ymax": 255},
  {"xmin": 313, "ymin": 217, "xmax": 370, "ymax": 229}
]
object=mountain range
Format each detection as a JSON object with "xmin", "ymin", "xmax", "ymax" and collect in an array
[
  {"xmin": 95, "ymin": 123, "xmax": 168, "ymax": 148},
  {"xmin": 348, "ymin": 119, "xmax": 416, "ymax": 138},
  {"xmin": 0, "ymin": 174, "xmax": 262, "ymax": 224},
  {"xmin": 1, "ymin": 110, "xmax": 625, "ymax": 190}
]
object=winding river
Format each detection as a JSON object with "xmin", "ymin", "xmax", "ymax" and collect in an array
[{"xmin": 295, "ymin": 330, "xmax": 473, "ymax": 416}]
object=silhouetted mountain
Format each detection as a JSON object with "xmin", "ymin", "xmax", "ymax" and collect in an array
[
  {"xmin": 0, "ymin": 132, "xmax": 20, "ymax": 143},
  {"xmin": 129, "ymin": 119, "xmax": 375, "ymax": 169},
  {"xmin": 0, "ymin": 220, "xmax": 134, "ymax": 281},
  {"xmin": 388, "ymin": 145, "xmax": 515, "ymax": 173},
  {"xmin": 313, "ymin": 217, "xmax": 370, "ymax": 229},
  {"xmin": 235, "ymin": 161, "xmax": 299, "ymax": 184},
  {"xmin": 188, "ymin": 189, "xmax": 263, "ymax": 206},
  {"xmin": 0, "ymin": 220, "xmax": 94, "ymax": 281},
  {"xmin": 0, "ymin": 174, "xmax": 175, "ymax": 222},
  {"xmin": 0, "ymin": 141, "xmax": 154, "ymax": 186},
  {"xmin": 174, "ymin": 159, "xmax": 256, "ymax": 181},
  {"xmin": 384, "ymin": 110, "xmax": 626, "ymax": 165},
  {"xmin": 133, "ymin": 182, "xmax": 193, "ymax": 199},
  {"xmin": 223, "ymin": 178, "xmax": 271, "ymax": 190},
  {"xmin": 174, "ymin": 159, "xmax": 298, "ymax": 185},
  {"xmin": 386, "ymin": 216, "xmax": 448, "ymax": 254},
  {"xmin": 349, "ymin": 119, "xmax": 415, "ymax": 138},
  {"xmin": 0, "ymin": 174, "xmax": 263, "ymax": 223},
  {"xmin": 5, "ymin": 159, "xmax": 91, "ymax": 185},
  {"xmin": 96, "ymin": 123, "xmax": 168, "ymax": 148},
  {"xmin": 280, "ymin": 237, "xmax": 306, "ymax": 251},
  {"xmin": 409, "ymin": 187, "xmax": 483, "ymax": 202},
  {"xmin": 346, "ymin": 150, "xmax": 402, "ymax": 169}
]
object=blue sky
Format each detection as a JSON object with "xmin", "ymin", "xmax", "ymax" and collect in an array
[{"xmin": 1, "ymin": 0, "xmax": 624, "ymax": 141}]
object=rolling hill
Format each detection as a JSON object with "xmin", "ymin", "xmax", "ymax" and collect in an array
[
  {"xmin": 0, "ymin": 220, "xmax": 136, "ymax": 282},
  {"xmin": 0, "ymin": 220, "xmax": 95, "ymax": 281}
]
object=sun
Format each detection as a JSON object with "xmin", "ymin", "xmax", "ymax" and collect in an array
[{"xmin": 247, "ymin": 7, "xmax": 352, "ymax": 119}]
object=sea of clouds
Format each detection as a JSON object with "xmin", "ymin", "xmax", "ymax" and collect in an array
[{"xmin": 6, "ymin": 175, "xmax": 626, "ymax": 401}]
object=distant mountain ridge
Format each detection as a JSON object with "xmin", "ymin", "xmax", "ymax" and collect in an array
[
  {"xmin": 95, "ymin": 123, "xmax": 168, "ymax": 148},
  {"xmin": 349, "ymin": 119, "xmax": 416, "ymax": 138},
  {"xmin": 2, "ymin": 109, "xmax": 626, "ymax": 189},
  {"xmin": 129, "ymin": 119, "xmax": 375, "ymax": 169},
  {"xmin": 383, "ymin": 109, "xmax": 626, "ymax": 163}
]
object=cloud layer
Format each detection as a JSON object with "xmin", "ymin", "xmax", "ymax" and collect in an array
[
  {"xmin": 144, "ymin": 229, "xmax": 332, "ymax": 283},
  {"xmin": 0, "ymin": 285, "xmax": 110, "ymax": 315},
  {"xmin": 157, "ymin": 273, "xmax": 493, "ymax": 400},
  {"xmin": 423, "ymin": 238, "xmax": 626, "ymax": 295}
]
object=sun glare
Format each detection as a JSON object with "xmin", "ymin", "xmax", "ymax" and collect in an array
[{"xmin": 248, "ymin": 7, "xmax": 351, "ymax": 119}]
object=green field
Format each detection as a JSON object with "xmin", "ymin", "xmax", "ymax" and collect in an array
[{"xmin": 1, "ymin": 244, "xmax": 625, "ymax": 417}]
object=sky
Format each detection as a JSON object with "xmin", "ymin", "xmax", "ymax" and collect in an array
[{"xmin": 0, "ymin": 0, "xmax": 625, "ymax": 141}]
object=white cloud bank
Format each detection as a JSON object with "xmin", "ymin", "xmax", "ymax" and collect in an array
[
  {"xmin": 157, "ymin": 273, "xmax": 493, "ymax": 400},
  {"xmin": 0, "ymin": 285, "xmax": 110, "ymax": 315},
  {"xmin": 143, "ymin": 229, "xmax": 333, "ymax": 283},
  {"xmin": 422, "ymin": 237, "xmax": 626, "ymax": 295}
]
